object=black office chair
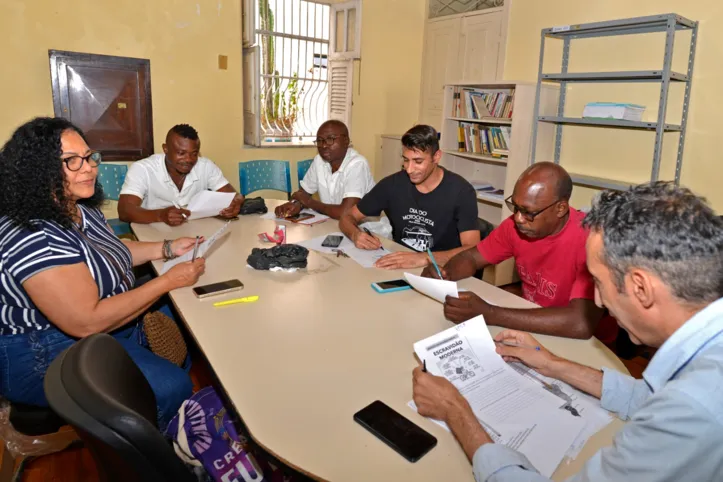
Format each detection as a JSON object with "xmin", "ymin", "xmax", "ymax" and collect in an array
[
  {"xmin": 43, "ymin": 334, "xmax": 195, "ymax": 482},
  {"xmin": 478, "ymin": 218, "xmax": 495, "ymax": 241}
]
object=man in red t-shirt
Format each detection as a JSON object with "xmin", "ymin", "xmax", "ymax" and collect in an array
[{"xmin": 423, "ymin": 162, "xmax": 618, "ymax": 343}]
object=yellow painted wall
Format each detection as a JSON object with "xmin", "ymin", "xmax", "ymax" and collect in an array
[
  {"xmin": 0, "ymin": 0, "xmax": 424, "ymax": 211},
  {"xmin": 351, "ymin": 0, "xmax": 426, "ymax": 176},
  {"xmin": 503, "ymin": 0, "xmax": 722, "ymax": 211}
]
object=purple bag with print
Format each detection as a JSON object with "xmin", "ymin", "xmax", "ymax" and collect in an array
[{"xmin": 166, "ymin": 387, "xmax": 265, "ymax": 482}]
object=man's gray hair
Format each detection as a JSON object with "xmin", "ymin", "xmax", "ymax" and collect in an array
[{"xmin": 583, "ymin": 182, "xmax": 723, "ymax": 304}]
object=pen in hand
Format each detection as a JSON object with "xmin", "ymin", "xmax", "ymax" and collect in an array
[
  {"xmin": 426, "ymin": 248, "xmax": 443, "ymax": 279},
  {"xmin": 362, "ymin": 227, "xmax": 381, "ymax": 250},
  {"xmin": 173, "ymin": 201, "xmax": 188, "ymax": 220},
  {"xmin": 191, "ymin": 236, "xmax": 200, "ymax": 261},
  {"xmin": 422, "ymin": 359, "xmax": 427, "ymax": 373}
]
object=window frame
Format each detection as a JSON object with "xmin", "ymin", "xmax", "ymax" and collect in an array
[
  {"xmin": 242, "ymin": 0, "xmax": 359, "ymax": 147},
  {"xmin": 329, "ymin": 1, "xmax": 362, "ymax": 60}
]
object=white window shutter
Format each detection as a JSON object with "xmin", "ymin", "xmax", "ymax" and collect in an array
[
  {"xmin": 328, "ymin": 59, "xmax": 353, "ymax": 132},
  {"xmin": 243, "ymin": 46, "xmax": 260, "ymax": 146},
  {"xmin": 242, "ymin": 0, "xmax": 256, "ymax": 47},
  {"xmin": 330, "ymin": 0, "xmax": 362, "ymax": 60}
]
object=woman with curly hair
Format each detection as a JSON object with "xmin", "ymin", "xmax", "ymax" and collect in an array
[{"xmin": 0, "ymin": 117, "xmax": 206, "ymax": 429}]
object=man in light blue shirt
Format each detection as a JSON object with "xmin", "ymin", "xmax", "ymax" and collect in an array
[{"xmin": 412, "ymin": 182, "xmax": 723, "ymax": 481}]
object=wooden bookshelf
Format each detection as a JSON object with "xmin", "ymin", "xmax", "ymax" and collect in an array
[
  {"xmin": 440, "ymin": 81, "xmax": 558, "ymax": 286},
  {"xmin": 448, "ymin": 116, "xmax": 513, "ymax": 125},
  {"xmin": 440, "ymin": 149, "xmax": 508, "ymax": 165}
]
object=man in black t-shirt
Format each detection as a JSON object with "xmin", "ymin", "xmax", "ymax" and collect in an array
[{"xmin": 340, "ymin": 125, "xmax": 480, "ymax": 269}]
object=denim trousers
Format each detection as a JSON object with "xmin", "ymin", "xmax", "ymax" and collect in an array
[{"xmin": 0, "ymin": 321, "xmax": 193, "ymax": 432}]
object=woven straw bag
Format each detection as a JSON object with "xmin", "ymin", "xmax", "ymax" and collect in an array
[{"xmin": 142, "ymin": 311, "xmax": 188, "ymax": 367}]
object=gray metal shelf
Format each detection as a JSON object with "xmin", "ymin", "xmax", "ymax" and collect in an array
[
  {"xmin": 569, "ymin": 173, "xmax": 637, "ymax": 191},
  {"xmin": 530, "ymin": 13, "xmax": 698, "ymax": 190},
  {"xmin": 538, "ymin": 116, "xmax": 681, "ymax": 132},
  {"xmin": 541, "ymin": 70, "xmax": 689, "ymax": 83},
  {"xmin": 544, "ymin": 13, "xmax": 695, "ymax": 40}
]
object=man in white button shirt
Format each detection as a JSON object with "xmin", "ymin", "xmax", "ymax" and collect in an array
[
  {"xmin": 275, "ymin": 120, "xmax": 374, "ymax": 220},
  {"xmin": 118, "ymin": 124, "xmax": 243, "ymax": 226}
]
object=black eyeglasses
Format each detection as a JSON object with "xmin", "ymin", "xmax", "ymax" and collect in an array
[
  {"xmin": 505, "ymin": 195, "xmax": 560, "ymax": 222},
  {"xmin": 314, "ymin": 134, "xmax": 347, "ymax": 147},
  {"xmin": 61, "ymin": 151, "xmax": 102, "ymax": 171}
]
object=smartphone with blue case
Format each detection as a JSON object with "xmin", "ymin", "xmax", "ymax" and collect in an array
[{"xmin": 371, "ymin": 279, "xmax": 412, "ymax": 294}]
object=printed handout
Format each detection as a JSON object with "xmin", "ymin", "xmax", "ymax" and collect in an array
[
  {"xmin": 161, "ymin": 222, "xmax": 231, "ymax": 274},
  {"xmin": 297, "ymin": 232, "xmax": 391, "ymax": 268},
  {"xmin": 411, "ymin": 316, "xmax": 586, "ymax": 477},
  {"xmin": 187, "ymin": 191, "xmax": 236, "ymax": 220}
]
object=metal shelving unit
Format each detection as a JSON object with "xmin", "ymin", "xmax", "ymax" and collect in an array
[{"xmin": 529, "ymin": 13, "xmax": 698, "ymax": 189}]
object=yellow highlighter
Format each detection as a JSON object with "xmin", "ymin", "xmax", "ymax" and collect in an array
[{"xmin": 213, "ymin": 296, "xmax": 259, "ymax": 307}]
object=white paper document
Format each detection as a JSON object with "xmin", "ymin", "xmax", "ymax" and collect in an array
[
  {"xmin": 187, "ymin": 191, "xmax": 236, "ymax": 220},
  {"xmin": 260, "ymin": 209, "xmax": 330, "ymax": 225},
  {"xmin": 508, "ymin": 362, "xmax": 613, "ymax": 459},
  {"xmin": 403, "ymin": 272, "xmax": 459, "ymax": 303},
  {"xmin": 411, "ymin": 316, "xmax": 585, "ymax": 477},
  {"xmin": 161, "ymin": 222, "xmax": 231, "ymax": 274},
  {"xmin": 296, "ymin": 232, "xmax": 391, "ymax": 268}
]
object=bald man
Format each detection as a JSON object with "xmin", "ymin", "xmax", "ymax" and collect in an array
[
  {"xmin": 118, "ymin": 124, "xmax": 243, "ymax": 226},
  {"xmin": 423, "ymin": 162, "xmax": 617, "ymax": 343},
  {"xmin": 275, "ymin": 120, "xmax": 374, "ymax": 220}
]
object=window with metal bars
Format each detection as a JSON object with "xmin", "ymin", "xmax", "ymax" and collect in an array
[
  {"xmin": 243, "ymin": 0, "xmax": 360, "ymax": 147},
  {"xmin": 428, "ymin": 0, "xmax": 504, "ymax": 19}
]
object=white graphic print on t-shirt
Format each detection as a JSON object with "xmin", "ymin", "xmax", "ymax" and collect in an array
[{"xmin": 401, "ymin": 208, "xmax": 435, "ymax": 251}]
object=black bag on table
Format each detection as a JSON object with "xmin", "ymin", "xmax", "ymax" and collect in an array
[
  {"xmin": 238, "ymin": 197, "xmax": 268, "ymax": 215},
  {"xmin": 247, "ymin": 244, "xmax": 309, "ymax": 270}
]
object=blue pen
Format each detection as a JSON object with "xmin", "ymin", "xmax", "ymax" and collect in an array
[{"xmin": 427, "ymin": 248, "xmax": 443, "ymax": 279}]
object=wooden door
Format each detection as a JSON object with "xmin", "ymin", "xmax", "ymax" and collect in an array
[
  {"xmin": 418, "ymin": 17, "xmax": 461, "ymax": 129},
  {"xmin": 49, "ymin": 50, "xmax": 154, "ymax": 161},
  {"xmin": 458, "ymin": 11, "xmax": 502, "ymax": 82}
]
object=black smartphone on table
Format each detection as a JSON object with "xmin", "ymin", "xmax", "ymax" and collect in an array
[
  {"xmin": 193, "ymin": 279, "xmax": 244, "ymax": 299},
  {"xmin": 321, "ymin": 234, "xmax": 344, "ymax": 248},
  {"xmin": 353, "ymin": 400, "xmax": 437, "ymax": 462},
  {"xmin": 371, "ymin": 279, "xmax": 412, "ymax": 293}
]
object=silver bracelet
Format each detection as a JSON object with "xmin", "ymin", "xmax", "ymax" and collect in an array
[{"xmin": 162, "ymin": 239, "xmax": 176, "ymax": 260}]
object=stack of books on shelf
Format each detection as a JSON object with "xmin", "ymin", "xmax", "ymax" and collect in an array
[
  {"xmin": 452, "ymin": 87, "xmax": 515, "ymax": 119},
  {"xmin": 457, "ymin": 123, "xmax": 511, "ymax": 158},
  {"xmin": 470, "ymin": 180, "xmax": 505, "ymax": 201}
]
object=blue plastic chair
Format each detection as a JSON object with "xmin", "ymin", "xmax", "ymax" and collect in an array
[
  {"xmin": 97, "ymin": 164, "xmax": 132, "ymax": 237},
  {"xmin": 238, "ymin": 160, "xmax": 292, "ymax": 199},
  {"xmin": 296, "ymin": 159, "xmax": 314, "ymax": 187}
]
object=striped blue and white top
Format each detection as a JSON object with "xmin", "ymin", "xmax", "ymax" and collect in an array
[{"xmin": 0, "ymin": 205, "xmax": 135, "ymax": 335}]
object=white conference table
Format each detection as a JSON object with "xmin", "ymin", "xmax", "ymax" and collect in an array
[{"xmin": 132, "ymin": 200, "xmax": 628, "ymax": 482}]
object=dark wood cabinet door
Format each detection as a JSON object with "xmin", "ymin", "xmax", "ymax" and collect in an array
[{"xmin": 49, "ymin": 50, "xmax": 154, "ymax": 161}]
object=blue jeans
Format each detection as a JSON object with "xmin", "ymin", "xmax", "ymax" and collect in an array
[{"xmin": 0, "ymin": 322, "xmax": 192, "ymax": 432}]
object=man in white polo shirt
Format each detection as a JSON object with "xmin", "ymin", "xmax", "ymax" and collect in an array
[
  {"xmin": 275, "ymin": 120, "xmax": 374, "ymax": 220},
  {"xmin": 118, "ymin": 124, "xmax": 243, "ymax": 226}
]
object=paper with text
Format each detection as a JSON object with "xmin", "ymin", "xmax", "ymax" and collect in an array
[
  {"xmin": 187, "ymin": 191, "xmax": 236, "ymax": 220},
  {"xmin": 161, "ymin": 222, "xmax": 230, "ymax": 274},
  {"xmin": 404, "ymin": 272, "xmax": 459, "ymax": 303},
  {"xmin": 296, "ymin": 232, "xmax": 391, "ymax": 268},
  {"xmin": 508, "ymin": 362, "xmax": 613, "ymax": 459},
  {"xmin": 412, "ymin": 316, "xmax": 585, "ymax": 477}
]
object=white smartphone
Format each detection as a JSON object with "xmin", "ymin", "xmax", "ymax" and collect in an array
[{"xmin": 193, "ymin": 279, "xmax": 244, "ymax": 299}]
